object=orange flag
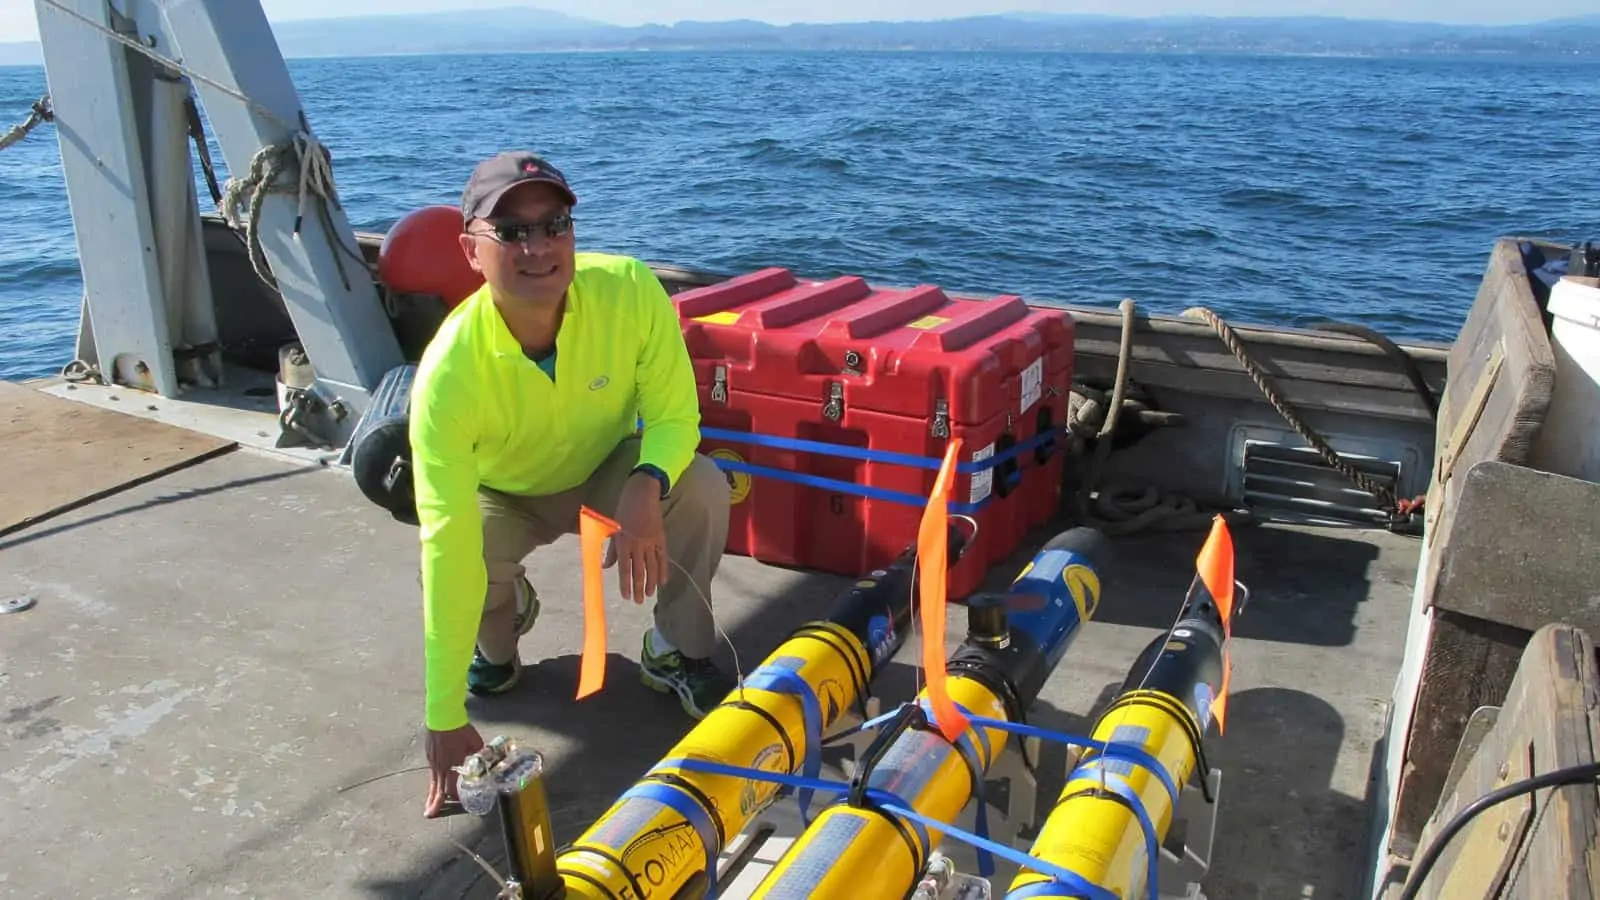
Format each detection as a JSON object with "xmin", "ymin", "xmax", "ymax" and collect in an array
[
  {"xmin": 1194, "ymin": 514, "xmax": 1236, "ymax": 734},
  {"xmin": 577, "ymin": 505, "xmax": 622, "ymax": 700},
  {"xmin": 1195, "ymin": 514, "xmax": 1235, "ymax": 634},
  {"xmin": 918, "ymin": 438, "xmax": 967, "ymax": 743}
]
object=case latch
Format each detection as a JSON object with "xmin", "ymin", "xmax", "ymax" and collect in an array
[
  {"xmin": 931, "ymin": 399, "xmax": 951, "ymax": 438},
  {"xmin": 711, "ymin": 365, "xmax": 728, "ymax": 405},
  {"xmin": 823, "ymin": 381, "xmax": 845, "ymax": 422}
]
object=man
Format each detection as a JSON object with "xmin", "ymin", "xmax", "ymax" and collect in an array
[{"xmin": 408, "ymin": 150, "xmax": 734, "ymax": 818}]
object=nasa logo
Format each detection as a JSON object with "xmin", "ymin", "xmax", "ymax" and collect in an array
[
  {"xmin": 867, "ymin": 613, "xmax": 896, "ymax": 666},
  {"xmin": 1194, "ymin": 683, "xmax": 1215, "ymax": 730},
  {"xmin": 1061, "ymin": 562, "xmax": 1101, "ymax": 619}
]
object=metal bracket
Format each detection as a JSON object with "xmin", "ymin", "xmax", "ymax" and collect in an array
[
  {"xmin": 278, "ymin": 382, "xmax": 348, "ymax": 449},
  {"xmin": 932, "ymin": 731, "xmax": 1042, "ymax": 883},
  {"xmin": 913, "ymin": 852, "xmax": 994, "ymax": 899},
  {"xmin": 825, "ymin": 693, "xmax": 884, "ymax": 780},
  {"xmin": 1155, "ymin": 766, "xmax": 1222, "ymax": 900},
  {"xmin": 712, "ymin": 365, "xmax": 729, "ymax": 405},
  {"xmin": 932, "ymin": 399, "xmax": 951, "ymax": 438},
  {"xmin": 823, "ymin": 381, "xmax": 845, "ymax": 422}
]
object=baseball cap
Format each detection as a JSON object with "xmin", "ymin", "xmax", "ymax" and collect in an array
[{"xmin": 460, "ymin": 151, "xmax": 578, "ymax": 222}]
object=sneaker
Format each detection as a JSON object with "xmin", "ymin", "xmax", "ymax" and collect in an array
[
  {"xmin": 639, "ymin": 631, "xmax": 734, "ymax": 719},
  {"xmin": 467, "ymin": 576, "xmax": 539, "ymax": 697},
  {"xmin": 467, "ymin": 648, "xmax": 521, "ymax": 696}
]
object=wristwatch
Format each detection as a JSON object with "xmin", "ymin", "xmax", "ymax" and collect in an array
[{"xmin": 632, "ymin": 464, "xmax": 671, "ymax": 500}]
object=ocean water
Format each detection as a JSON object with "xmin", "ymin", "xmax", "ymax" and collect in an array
[{"xmin": 2, "ymin": 50, "xmax": 1598, "ymax": 382}]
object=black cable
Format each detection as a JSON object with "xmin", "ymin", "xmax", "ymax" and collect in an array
[
  {"xmin": 1397, "ymin": 760, "xmax": 1600, "ymax": 900},
  {"xmin": 1313, "ymin": 321, "xmax": 1440, "ymax": 422},
  {"xmin": 183, "ymin": 94, "xmax": 224, "ymax": 209}
]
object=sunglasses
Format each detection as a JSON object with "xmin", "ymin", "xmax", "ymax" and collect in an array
[{"xmin": 474, "ymin": 212, "xmax": 574, "ymax": 244}]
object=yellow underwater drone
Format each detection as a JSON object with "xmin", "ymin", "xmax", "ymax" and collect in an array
[{"xmin": 454, "ymin": 450, "xmax": 1245, "ymax": 900}]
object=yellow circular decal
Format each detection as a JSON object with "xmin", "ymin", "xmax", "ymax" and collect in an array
[
  {"xmin": 709, "ymin": 448, "xmax": 751, "ymax": 505},
  {"xmin": 1062, "ymin": 563, "xmax": 1101, "ymax": 620}
]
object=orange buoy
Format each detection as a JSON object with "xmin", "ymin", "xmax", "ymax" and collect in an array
[{"xmin": 377, "ymin": 205, "xmax": 483, "ymax": 309}]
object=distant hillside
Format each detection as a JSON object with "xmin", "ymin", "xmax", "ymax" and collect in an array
[
  {"xmin": 2, "ymin": 10, "xmax": 1597, "ymax": 65},
  {"xmin": 267, "ymin": 5, "xmax": 605, "ymax": 57}
]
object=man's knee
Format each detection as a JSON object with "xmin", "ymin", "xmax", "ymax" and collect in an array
[
  {"xmin": 672, "ymin": 453, "xmax": 732, "ymax": 515},
  {"xmin": 480, "ymin": 490, "xmax": 538, "ymax": 563}
]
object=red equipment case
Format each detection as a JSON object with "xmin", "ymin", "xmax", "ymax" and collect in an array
[{"xmin": 673, "ymin": 267, "xmax": 1075, "ymax": 600}]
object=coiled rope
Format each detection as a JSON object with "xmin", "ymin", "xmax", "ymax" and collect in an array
[
  {"xmin": 1070, "ymin": 298, "xmax": 1254, "ymax": 535},
  {"xmin": 217, "ymin": 132, "xmax": 364, "ymax": 293},
  {"xmin": 1069, "ymin": 296, "xmax": 1421, "ymax": 530}
]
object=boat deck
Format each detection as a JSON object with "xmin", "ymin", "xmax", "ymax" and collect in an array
[{"xmin": 0, "ymin": 374, "xmax": 1420, "ymax": 900}]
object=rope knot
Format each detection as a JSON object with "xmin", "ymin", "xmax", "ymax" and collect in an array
[
  {"xmin": 1067, "ymin": 388, "xmax": 1107, "ymax": 440},
  {"xmin": 289, "ymin": 130, "xmax": 341, "ymax": 234},
  {"xmin": 220, "ymin": 131, "xmax": 358, "ymax": 293}
]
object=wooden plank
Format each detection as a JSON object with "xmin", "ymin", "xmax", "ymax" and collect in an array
[
  {"xmin": 1407, "ymin": 624, "xmax": 1600, "ymax": 900},
  {"xmin": 1075, "ymin": 355, "xmax": 1437, "ymax": 423},
  {"xmin": 1065, "ymin": 304, "xmax": 1453, "ymax": 359},
  {"xmin": 0, "ymin": 381, "xmax": 236, "ymax": 536},
  {"xmin": 1430, "ymin": 461, "xmax": 1600, "ymax": 636},
  {"xmin": 1072, "ymin": 318, "xmax": 1450, "ymax": 396},
  {"xmin": 1391, "ymin": 240, "xmax": 1569, "ymax": 860},
  {"xmin": 1424, "ymin": 345, "xmax": 1505, "ymax": 545},
  {"xmin": 1394, "ymin": 610, "xmax": 1532, "ymax": 855},
  {"xmin": 1437, "ymin": 239, "xmax": 1556, "ymax": 477},
  {"xmin": 1423, "ymin": 240, "xmax": 1557, "ymax": 596}
]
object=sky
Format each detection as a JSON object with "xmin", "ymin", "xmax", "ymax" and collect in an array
[{"xmin": 2, "ymin": 0, "xmax": 1593, "ymax": 43}]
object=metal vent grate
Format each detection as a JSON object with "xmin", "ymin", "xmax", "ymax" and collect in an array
[{"xmin": 1240, "ymin": 439, "xmax": 1402, "ymax": 525}]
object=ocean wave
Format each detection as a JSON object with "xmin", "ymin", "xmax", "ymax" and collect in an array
[{"xmin": 1, "ymin": 50, "xmax": 1597, "ymax": 378}]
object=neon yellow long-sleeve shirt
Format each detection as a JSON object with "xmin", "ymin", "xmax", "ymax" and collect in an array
[{"xmin": 408, "ymin": 252, "xmax": 702, "ymax": 731}]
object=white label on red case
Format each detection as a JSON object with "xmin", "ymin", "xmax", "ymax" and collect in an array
[
  {"xmin": 1020, "ymin": 357, "xmax": 1044, "ymax": 415},
  {"xmin": 970, "ymin": 442, "xmax": 995, "ymax": 504}
]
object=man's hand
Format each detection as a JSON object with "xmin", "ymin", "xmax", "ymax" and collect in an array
[
  {"xmin": 603, "ymin": 473, "xmax": 668, "ymax": 604},
  {"xmin": 425, "ymin": 723, "xmax": 485, "ymax": 818}
]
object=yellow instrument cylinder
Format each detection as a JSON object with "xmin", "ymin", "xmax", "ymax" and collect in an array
[
  {"xmin": 748, "ymin": 674, "xmax": 1013, "ymax": 899},
  {"xmin": 1011, "ymin": 690, "xmax": 1201, "ymax": 897},
  {"xmin": 557, "ymin": 621, "xmax": 869, "ymax": 900},
  {"xmin": 1006, "ymin": 580, "xmax": 1229, "ymax": 900}
]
